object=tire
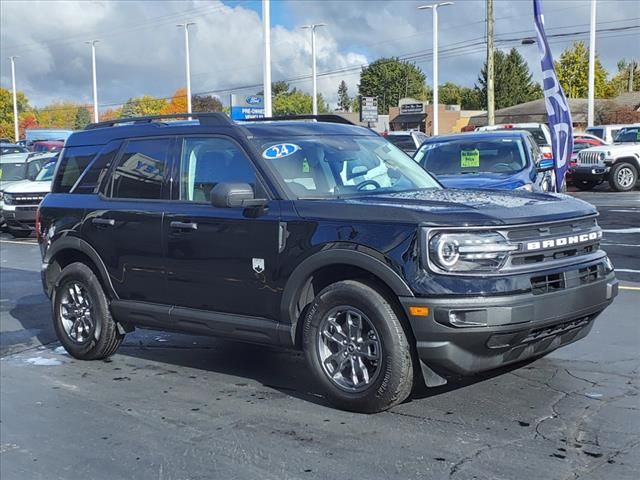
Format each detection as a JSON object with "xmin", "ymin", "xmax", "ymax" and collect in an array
[
  {"xmin": 9, "ymin": 229, "xmax": 32, "ymax": 238},
  {"xmin": 52, "ymin": 262, "xmax": 124, "ymax": 360},
  {"xmin": 575, "ymin": 180, "xmax": 597, "ymax": 191},
  {"xmin": 302, "ymin": 280, "xmax": 414, "ymax": 413},
  {"xmin": 608, "ymin": 162, "xmax": 638, "ymax": 192}
]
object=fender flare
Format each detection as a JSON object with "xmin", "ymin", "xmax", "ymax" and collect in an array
[
  {"xmin": 280, "ymin": 248, "xmax": 414, "ymax": 345},
  {"xmin": 43, "ymin": 235, "xmax": 119, "ymax": 299}
]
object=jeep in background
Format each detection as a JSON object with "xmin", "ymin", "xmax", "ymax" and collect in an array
[
  {"xmin": 573, "ymin": 125, "xmax": 640, "ymax": 191},
  {"xmin": 37, "ymin": 113, "xmax": 618, "ymax": 413}
]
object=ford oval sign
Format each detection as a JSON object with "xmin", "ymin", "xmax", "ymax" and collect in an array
[
  {"xmin": 262, "ymin": 143, "xmax": 301, "ymax": 160},
  {"xmin": 245, "ymin": 96, "xmax": 263, "ymax": 105}
]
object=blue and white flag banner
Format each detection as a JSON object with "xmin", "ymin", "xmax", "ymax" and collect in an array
[{"xmin": 533, "ymin": 0, "xmax": 573, "ymax": 192}]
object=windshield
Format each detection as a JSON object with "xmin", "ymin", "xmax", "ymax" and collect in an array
[
  {"xmin": 386, "ymin": 135, "xmax": 416, "ymax": 152},
  {"xmin": 1, "ymin": 146, "xmax": 28, "ymax": 155},
  {"xmin": 252, "ymin": 135, "xmax": 440, "ymax": 199},
  {"xmin": 0, "ymin": 162, "xmax": 27, "ymax": 181},
  {"xmin": 35, "ymin": 161, "xmax": 56, "ymax": 181},
  {"xmin": 415, "ymin": 138, "xmax": 528, "ymax": 176},
  {"xmin": 614, "ymin": 127, "xmax": 639, "ymax": 143}
]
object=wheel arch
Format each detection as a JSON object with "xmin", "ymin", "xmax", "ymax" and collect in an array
[
  {"xmin": 280, "ymin": 248, "xmax": 414, "ymax": 346},
  {"xmin": 43, "ymin": 236, "xmax": 118, "ymax": 300}
]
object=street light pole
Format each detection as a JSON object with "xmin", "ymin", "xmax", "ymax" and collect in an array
[
  {"xmin": 418, "ymin": 2, "xmax": 453, "ymax": 136},
  {"xmin": 262, "ymin": 0, "xmax": 272, "ymax": 117},
  {"xmin": 587, "ymin": 0, "xmax": 596, "ymax": 127},
  {"xmin": 85, "ymin": 41, "xmax": 99, "ymax": 122},
  {"xmin": 177, "ymin": 22, "xmax": 195, "ymax": 114},
  {"xmin": 9, "ymin": 56, "xmax": 19, "ymax": 142},
  {"xmin": 487, "ymin": 0, "xmax": 495, "ymax": 126},
  {"xmin": 301, "ymin": 23, "xmax": 327, "ymax": 116}
]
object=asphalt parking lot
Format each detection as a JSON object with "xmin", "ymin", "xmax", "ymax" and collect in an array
[{"xmin": 1, "ymin": 190, "xmax": 638, "ymax": 480}]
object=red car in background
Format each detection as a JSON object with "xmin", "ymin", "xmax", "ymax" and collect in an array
[
  {"xmin": 567, "ymin": 133, "xmax": 607, "ymax": 185},
  {"xmin": 31, "ymin": 140, "xmax": 64, "ymax": 153}
]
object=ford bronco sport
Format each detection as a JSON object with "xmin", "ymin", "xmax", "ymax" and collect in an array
[{"xmin": 38, "ymin": 113, "xmax": 618, "ymax": 413}]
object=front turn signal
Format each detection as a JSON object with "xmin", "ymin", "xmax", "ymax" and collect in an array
[{"xmin": 409, "ymin": 306, "xmax": 430, "ymax": 317}]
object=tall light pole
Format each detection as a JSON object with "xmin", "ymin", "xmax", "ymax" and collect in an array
[
  {"xmin": 418, "ymin": 2, "xmax": 453, "ymax": 136},
  {"xmin": 486, "ymin": 0, "xmax": 495, "ymax": 126},
  {"xmin": 301, "ymin": 23, "xmax": 327, "ymax": 116},
  {"xmin": 85, "ymin": 40, "xmax": 99, "ymax": 123},
  {"xmin": 587, "ymin": 0, "xmax": 596, "ymax": 127},
  {"xmin": 262, "ymin": 0, "xmax": 272, "ymax": 117},
  {"xmin": 9, "ymin": 56, "xmax": 19, "ymax": 142},
  {"xmin": 177, "ymin": 22, "xmax": 195, "ymax": 114}
]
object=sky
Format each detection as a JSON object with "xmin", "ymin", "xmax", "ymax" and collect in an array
[{"xmin": 0, "ymin": 0, "xmax": 638, "ymax": 112}]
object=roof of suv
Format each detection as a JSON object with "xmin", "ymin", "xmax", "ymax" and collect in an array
[
  {"xmin": 65, "ymin": 113, "xmax": 373, "ymax": 148},
  {"xmin": 425, "ymin": 130, "xmax": 529, "ymax": 142}
]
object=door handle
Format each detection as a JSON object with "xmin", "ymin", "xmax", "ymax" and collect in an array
[
  {"xmin": 92, "ymin": 218, "xmax": 115, "ymax": 226},
  {"xmin": 170, "ymin": 221, "xmax": 198, "ymax": 230}
]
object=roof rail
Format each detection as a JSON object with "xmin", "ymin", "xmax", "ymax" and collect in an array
[
  {"xmin": 84, "ymin": 112, "xmax": 235, "ymax": 130},
  {"xmin": 242, "ymin": 114, "xmax": 356, "ymax": 126}
]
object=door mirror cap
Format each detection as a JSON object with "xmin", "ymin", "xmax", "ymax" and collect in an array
[
  {"xmin": 536, "ymin": 158, "xmax": 555, "ymax": 172},
  {"xmin": 210, "ymin": 182, "xmax": 267, "ymax": 209}
]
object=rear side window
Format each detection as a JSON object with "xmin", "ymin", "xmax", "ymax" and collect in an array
[
  {"xmin": 52, "ymin": 146, "xmax": 99, "ymax": 193},
  {"xmin": 109, "ymin": 138, "xmax": 172, "ymax": 200},
  {"xmin": 586, "ymin": 128, "xmax": 604, "ymax": 139}
]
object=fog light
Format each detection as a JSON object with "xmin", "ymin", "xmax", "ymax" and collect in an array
[{"xmin": 448, "ymin": 310, "xmax": 488, "ymax": 327}]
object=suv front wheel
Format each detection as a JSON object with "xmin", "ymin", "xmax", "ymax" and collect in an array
[
  {"xmin": 302, "ymin": 280, "xmax": 414, "ymax": 413},
  {"xmin": 609, "ymin": 162, "xmax": 638, "ymax": 192},
  {"xmin": 53, "ymin": 262, "xmax": 124, "ymax": 360}
]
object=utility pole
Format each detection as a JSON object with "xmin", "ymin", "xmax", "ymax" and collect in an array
[
  {"xmin": 418, "ymin": 2, "xmax": 453, "ymax": 136},
  {"xmin": 629, "ymin": 60, "xmax": 635, "ymax": 92},
  {"xmin": 177, "ymin": 22, "xmax": 195, "ymax": 114},
  {"xmin": 587, "ymin": 0, "xmax": 596, "ymax": 127},
  {"xmin": 262, "ymin": 0, "xmax": 272, "ymax": 117},
  {"xmin": 9, "ymin": 56, "xmax": 19, "ymax": 142},
  {"xmin": 85, "ymin": 40, "xmax": 99, "ymax": 122},
  {"xmin": 486, "ymin": 0, "xmax": 495, "ymax": 126},
  {"xmin": 301, "ymin": 23, "xmax": 327, "ymax": 115}
]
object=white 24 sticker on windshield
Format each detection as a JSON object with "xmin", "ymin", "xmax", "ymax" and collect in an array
[{"xmin": 262, "ymin": 143, "xmax": 301, "ymax": 159}]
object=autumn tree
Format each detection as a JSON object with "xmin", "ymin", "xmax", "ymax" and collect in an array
[
  {"xmin": 554, "ymin": 41, "xmax": 613, "ymax": 98},
  {"xmin": 476, "ymin": 48, "xmax": 542, "ymax": 110},
  {"xmin": 121, "ymin": 96, "xmax": 167, "ymax": 117},
  {"xmin": 161, "ymin": 88, "xmax": 188, "ymax": 114},
  {"xmin": 359, "ymin": 58, "xmax": 428, "ymax": 113},
  {"xmin": 100, "ymin": 108, "xmax": 122, "ymax": 121},
  {"xmin": 0, "ymin": 87, "xmax": 30, "ymax": 141},
  {"xmin": 19, "ymin": 112, "xmax": 39, "ymax": 140},
  {"xmin": 192, "ymin": 94, "xmax": 223, "ymax": 112},
  {"xmin": 337, "ymin": 80, "xmax": 351, "ymax": 111},
  {"xmin": 36, "ymin": 102, "xmax": 79, "ymax": 129}
]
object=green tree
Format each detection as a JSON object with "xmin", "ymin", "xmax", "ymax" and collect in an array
[
  {"xmin": 74, "ymin": 106, "xmax": 91, "ymax": 129},
  {"xmin": 554, "ymin": 41, "xmax": 613, "ymax": 98},
  {"xmin": 273, "ymin": 89, "xmax": 328, "ymax": 115},
  {"xmin": 476, "ymin": 48, "xmax": 542, "ymax": 110},
  {"xmin": 608, "ymin": 59, "xmax": 640, "ymax": 95},
  {"xmin": 121, "ymin": 95, "xmax": 167, "ymax": 117},
  {"xmin": 257, "ymin": 81, "xmax": 291, "ymax": 98},
  {"xmin": 358, "ymin": 57, "xmax": 428, "ymax": 114},
  {"xmin": 337, "ymin": 80, "xmax": 351, "ymax": 111},
  {"xmin": 192, "ymin": 94, "xmax": 224, "ymax": 112},
  {"xmin": 36, "ymin": 102, "xmax": 79, "ymax": 129},
  {"xmin": 438, "ymin": 82, "xmax": 484, "ymax": 110}
]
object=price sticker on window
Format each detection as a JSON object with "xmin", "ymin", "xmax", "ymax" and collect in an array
[{"xmin": 461, "ymin": 149, "xmax": 480, "ymax": 168}]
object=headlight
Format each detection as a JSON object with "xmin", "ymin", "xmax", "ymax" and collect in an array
[
  {"xmin": 427, "ymin": 231, "xmax": 518, "ymax": 273},
  {"xmin": 2, "ymin": 193, "xmax": 14, "ymax": 205},
  {"xmin": 599, "ymin": 152, "xmax": 606, "ymax": 161},
  {"xmin": 516, "ymin": 183, "xmax": 534, "ymax": 192}
]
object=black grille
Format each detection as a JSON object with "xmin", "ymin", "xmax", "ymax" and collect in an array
[
  {"xmin": 524, "ymin": 317, "xmax": 592, "ymax": 344},
  {"xmin": 530, "ymin": 264, "xmax": 604, "ymax": 295},
  {"xmin": 506, "ymin": 217, "xmax": 597, "ymax": 242}
]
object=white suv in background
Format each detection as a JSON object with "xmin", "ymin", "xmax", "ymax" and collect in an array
[{"xmin": 385, "ymin": 130, "xmax": 429, "ymax": 156}]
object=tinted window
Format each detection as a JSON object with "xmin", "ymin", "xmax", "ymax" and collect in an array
[
  {"xmin": 614, "ymin": 127, "xmax": 639, "ymax": 143},
  {"xmin": 0, "ymin": 162, "xmax": 26, "ymax": 181},
  {"xmin": 76, "ymin": 143, "xmax": 120, "ymax": 194},
  {"xmin": 53, "ymin": 146, "xmax": 99, "ymax": 193},
  {"xmin": 386, "ymin": 135, "xmax": 416, "ymax": 152},
  {"xmin": 36, "ymin": 161, "xmax": 57, "ymax": 181},
  {"xmin": 110, "ymin": 138, "xmax": 172, "ymax": 199},
  {"xmin": 586, "ymin": 127, "xmax": 604, "ymax": 139},
  {"xmin": 493, "ymin": 127, "xmax": 547, "ymax": 146},
  {"xmin": 179, "ymin": 137, "xmax": 257, "ymax": 202},
  {"xmin": 26, "ymin": 159, "xmax": 43, "ymax": 180},
  {"xmin": 0, "ymin": 146, "xmax": 28, "ymax": 155}
]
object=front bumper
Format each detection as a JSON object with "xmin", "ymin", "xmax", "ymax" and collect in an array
[
  {"xmin": 2, "ymin": 205, "xmax": 37, "ymax": 230},
  {"xmin": 400, "ymin": 271, "xmax": 617, "ymax": 377},
  {"xmin": 572, "ymin": 166, "xmax": 608, "ymax": 183}
]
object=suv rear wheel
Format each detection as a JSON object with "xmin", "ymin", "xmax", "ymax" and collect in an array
[
  {"xmin": 609, "ymin": 162, "xmax": 638, "ymax": 192},
  {"xmin": 53, "ymin": 262, "xmax": 123, "ymax": 360},
  {"xmin": 302, "ymin": 280, "xmax": 414, "ymax": 413}
]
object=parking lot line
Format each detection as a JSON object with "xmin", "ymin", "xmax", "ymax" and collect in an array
[
  {"xmin": 620, "ymin": 285, "xmax": 640, "ymax": 292},
  {"xmin": 0, "ymin": 240, "xmax": 37, "ymax": 246}
]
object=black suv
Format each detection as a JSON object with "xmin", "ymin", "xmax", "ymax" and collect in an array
[{"xmin": 38, "ymin": 113, "xmax": 618, "ymax": 413}]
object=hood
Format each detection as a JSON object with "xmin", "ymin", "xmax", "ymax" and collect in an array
[
  {"xmin": 435, "ymin": 172, "xmax": 527, "ymax": 190},
  {"xmin": 293, "ymin": 188, "xmax": 596, "ymax": 226},
  {"xmin": 2, "ymin": 179, "xmax": 51, "ymax": 194}
]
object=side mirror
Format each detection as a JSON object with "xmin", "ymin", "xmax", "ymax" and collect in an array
[
  {"xmin": 536, "ymin": 158, "xmax": 554, "ymax": 172},
  {"xmin": 210, "ymin": 182, "xmax": 267, "ymax": 209}
]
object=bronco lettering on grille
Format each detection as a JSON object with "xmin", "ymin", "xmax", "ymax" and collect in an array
[{"xmin": 525, "ymin": 231, "xmax": 602, "ymax": 251}]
